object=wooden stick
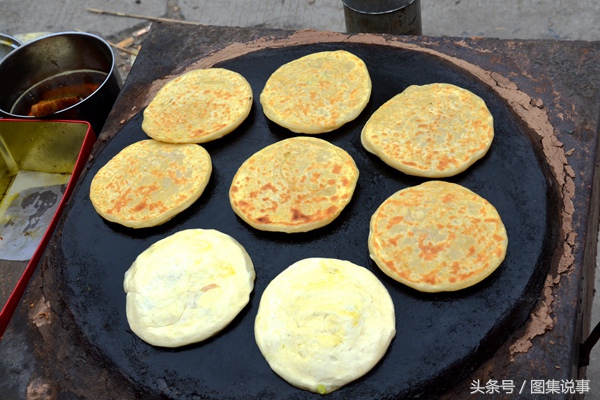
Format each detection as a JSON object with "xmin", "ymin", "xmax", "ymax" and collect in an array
[
  {"xmin": 132, "ymin": 25, "xmax": 151, "ymax": 37},
  {"xmin": 86, "ymin": 8, "xmax": 205, "ymax": 26},
  {"xmin": 106, "ymin": 40, "xmax": 139, "ymax": 56},
  {"xmin": 116, "ymin": 36, "xmax": 135, "ymax": 48},
  {"xmin": 74, "ymin": 27, "xmax": 139, "ymax": 55}
]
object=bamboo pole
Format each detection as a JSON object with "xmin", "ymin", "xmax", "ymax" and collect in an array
[{"xmin": 86, "ymin": 8, "xmax": 205, "ymax": 26}]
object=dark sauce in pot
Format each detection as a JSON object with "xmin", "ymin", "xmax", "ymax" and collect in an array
[{"xmin": 11, "ymin": 69, "xmax": 107, "ymax": 117}]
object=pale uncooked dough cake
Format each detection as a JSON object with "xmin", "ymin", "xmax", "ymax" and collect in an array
[
  {"xmin": 124, "ymin": 229, "xmax": 255, "ymax": 347},
  {"xmin": 361, "ymin": 83, "xmax": 494, "ymax": 177},
  {"xmin": 260, "ymin": 50, "xmax": 372, "ymax": 134},
  {"xmin": 254, "ymin": 258, "xmax": 396, "ymax": 394},
  {"xmin": 229, "ymin": 136, "xmax": 359, "ymax": 233},
  {"xmin": 368, "ymin": 181, "xmax": 508, "ymax": 292},
  {"xmin": 90, "ymin": 139, "xmax": 211, "ymax": 228},
  {"xmin": 142, "ymin": 68, "xmax": 253, "ymax": 143}
]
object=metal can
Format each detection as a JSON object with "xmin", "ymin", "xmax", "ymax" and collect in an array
[
  {"xmin": 342, "ymin": 0, "xmax": 422, "ymax": 35},
  {"xmin": 0, "ymin": 33, "xmax": 22, "ymax": 62}
]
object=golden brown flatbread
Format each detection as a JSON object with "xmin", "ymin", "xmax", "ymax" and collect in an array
[
  {"xmin": 260, "ymin": 50, "xmax": 371, "ymax": 134},
  {"xmin": 229, "ymin": 137, "xmax": 359, "ymax": 233},
  {"xmin": 361, "ymin": 83, "xmax": 494, "ymax": 177},
  {"xmin": 254, "ymin": 257, "xmax": 395, "ymax": 394},
  {"xmin": 124, "ymin": 229, "xmax": 255, "ymax": 347},
  {"xmin": 90, "ymin": 139, "xmax": 211, "ymax": 228},
  {"xmin": 142, "ymin": 68, "xmax": 253, "ymax": 143},
  {"xmin": 368, "ymin": 181, "xmax": 508, "ymax": 292}
]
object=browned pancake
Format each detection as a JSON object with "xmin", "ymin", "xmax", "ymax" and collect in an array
[
  {"xmin": 368, "ymin": 181, "xmax": 508, "ymax": 292},
  {"xmin": 260, "ymin": 50, "xmax": 372, "ymax": 134},
  {"xmin": 229, "ymin": 137, "xmax": 359, "ymax": 233},
  {"xmin": 90, "ymin": 139, "xmax": 212, "ymax": 228},
  {"xmin": 142, "ymin": 68, "xmax": 253, "ymax": 143},
  {"xmin": 361, "ymin": 83, "xmax": 494, "ymax": 177}
]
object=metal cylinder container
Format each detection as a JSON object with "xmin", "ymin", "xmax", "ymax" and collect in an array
[
  {"xmin": 0, "ymin": 34, "xmax": 23, "ymax": 62},
  {"xmin": 342, "ymin": 0, "xmax": 422, "ymax": 35},
  {"xmin": 0, "ymin": 32, "xmax": 122, "ymax": 135}
]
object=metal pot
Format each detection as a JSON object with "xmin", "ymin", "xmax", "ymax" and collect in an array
[
  {"xmin": 342, "ymin": 0, "xmax": 422, "ymax": 35},
  {"xmin": 0, "ymin": 33, "xmax": 23, "ymax": 61},
  {"xmin": 0, "ymin": 32, "xmax": 122, "ymax": 135}
]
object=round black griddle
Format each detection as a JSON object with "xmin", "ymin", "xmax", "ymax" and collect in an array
[{"xmin": 57, "ymin": 43, "xmax": 559, "ymax": 399}]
